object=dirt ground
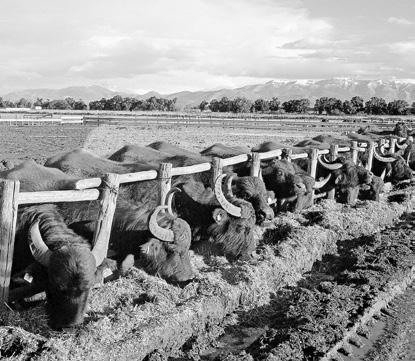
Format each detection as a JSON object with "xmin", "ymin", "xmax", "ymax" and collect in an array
[
  {"xmin": 0, "ymin": 123, "xmax": 336, "ymax": 164},
  {"xmin": 1, "ymin": 122, "xmax": 415, "ymax": 360}
]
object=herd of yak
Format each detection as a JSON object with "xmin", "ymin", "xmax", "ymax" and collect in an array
[{"xmin": 2, "ymin": 121, "xmax": 415, "ymax": 330}]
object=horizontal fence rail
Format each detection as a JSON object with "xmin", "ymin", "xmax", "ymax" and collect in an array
[{"xmin": 0, "ymin": 134, "xmax": 412, "ymax": 303}]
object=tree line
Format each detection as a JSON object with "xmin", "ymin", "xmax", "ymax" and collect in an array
[
  {"xmin": 200, "ymin": 96, "xmax": 415, "ymax": 115},
  {"xmin": 0, "ymin": 95, "xmax": 178, "ymax": 112}
]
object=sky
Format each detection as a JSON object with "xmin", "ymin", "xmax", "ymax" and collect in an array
[{"xmin": 0, "ymin": 0, "xmax": 414, "ymax": 94}]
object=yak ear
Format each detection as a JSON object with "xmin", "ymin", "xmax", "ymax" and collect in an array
[
  {"xmin": 212, "ymin": 208, "xmax": 228, "ymax": 225},
  {"xmin": 140, "ymin": 238, "xmax": 166, "ymax": 259}
]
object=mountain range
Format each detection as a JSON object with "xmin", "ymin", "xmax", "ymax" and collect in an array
[{"xmin": 2, "ymin": 79, "xmax": 415, "ymax": 109}]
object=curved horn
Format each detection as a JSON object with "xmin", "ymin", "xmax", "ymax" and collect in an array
[
  {"xmin": 224, "ymin": 174, "xmax": 235, "ymax": 198},
  {"xmin": 395, "ymin": 141, "xmax": 408, "ymax": 150},
  {"xmin": 373, "ymin": 148, "xmax": 397, "ymax": 163},
  {"xmin": 280, "ymin": 195, "xmax": 298, "ymax": 206},
  {"xmin": 148, "ymin": 206, "xmax": 174, "ymax": 242},
  {"xmin": 214, "ymin": 174, "xmax": 242, "ymax": 218},
  {"xmin": 314, "ymin": 174, "xmax": 332, "ymax": 189},
  {"xmin": 165, "ymin": 187, "xmax": 181, "ymax": 216},
  {"xmin": 317, "ymin": 156, "xmax": 343, "ymax": 170},
  {"xmin": 380, "ymin": 168, "xmax": 386, "ymax": 180},
  {"xmin": 29, "ymin": 221, "xmax": 52, "ymax": 267}
]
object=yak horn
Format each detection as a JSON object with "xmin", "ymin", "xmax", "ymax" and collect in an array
[
  {"xmin": 373, "ymin": 148, "xmax": 396, "ymax": 163},
  {"xmin": 395, "ymin": 141, "xmax": 408, "ymax": 150},
  {"xmin": 29, "ymin": 221, "xmax": 52, "ymax": 267},
  {"xmin": 317, "ymin": 156, "xmax": 343, "ymax": 170},
  {"xmin": 314, "ymin": 174, "xmax": 332, "ymax": 189},
  {"xmin": 214, "ymin": 174, "xmax": 242, "ymax": 218},
  {"xmin": 224, "ymin": 174, "xmax": 235, "ymax": 198},
  {"xmin": 165, "ymin": 187, "xmax": 181, "ymax": 216},
  {"xmin": 380, "ymin": 169, "xmax": 386, "ymax": 180},
  {"xmin": 148, "ymin": 206, "xmax": 174, "ymax": 242}
]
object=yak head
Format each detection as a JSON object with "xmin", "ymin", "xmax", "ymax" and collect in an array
[
  {"xmin": 140, "ymin": 202, "xmax": 194, "ymax": 284},
  {"xmin": 394, "ymin": 122, "xmax": 410, "ymax": 138},
  {"xmin": 261, "ymin": 159, "xmax": 307, "ymax": 198},
  {"xmin": 226, "ymin": 175, "xmax": 274, "ymax": 225},
  {"xmin": 176, "ymin": 176, "xmax": 257, "ymax": 261},
  {"xmin": 23, "ymin": 206, "xmax": 108, "ymax": 330}
]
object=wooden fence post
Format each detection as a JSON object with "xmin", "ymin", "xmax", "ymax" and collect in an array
[
  {"xmin": 91, "ymin": 173, "xmax": 119, "ymax": 253},
  {"xmin": 0, "ymin": 179, "xmax": 20, "ymax": 303},
  {"xmin": 283, "ymin": 148, "xmax": 292, "ymax": 163},
  {"xmin": 250, "ymin": 152, "xmax": 261, "ymax": 177},
  {"xmin": 159, "ymin": 163, "xmax": 172, "ymax": 207},
  {"xmin": 351, "ymin": 141, "xmax": 359, "ymax": 165},
  {"xmin": 308, "ymin": 148, "xmax": 319, "ymax": 202},
  {"xmin": 389, "ymin": 138, "xmax": 396, "ymax": 154},
  {"xmin": 366, "ymin": 142, "xmax": 375, "ymax": 171},
  {"xmin": 211, "ymin": 157, "xmax": 223, "ymax": 188},
  {"xmin": 327, "ymin": 144, "xmax": 338, "ymax": 200}
]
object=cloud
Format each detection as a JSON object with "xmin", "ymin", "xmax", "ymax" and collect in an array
[
  {"xmin": 387, "ymin": 17, "xmax": 413, "ymax": 26},
  {"xmin": 0, "ymin": 0, "xmax": 415, "ymax": 94}
]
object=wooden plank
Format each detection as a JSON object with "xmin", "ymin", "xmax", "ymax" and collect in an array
[
  {"xmin": 290, "ymin": 153, "xmax": 308, "ymax": 160},
  {"xmin": 250, "ymin": 152, "xmax": 261, "ymax": 177},
  {"xmin": 308, "ymin": 148, "xmax": 319, "ymax": 202},
  {"xmin": 118, "ymin": 170, "xmax": 158, "ymax": 184},
  {"xmin": 171, "ymin": 162, "xmax": 211, "ymax": 176},
  {"xmin": 327, "ymin": 144, "xmax": 339, "ymax": 200},
  {"xmin": 18, "ymin": 189, "xmax": 100, "ymax": 205},
  {"xmin": 159, "ymin": 163, "xmax": 172, "ymax": 207},
  {"xmin": 258, "ymin": 149, "xmax": 282, "ymax": 160},
  {"xmin": 91, "ymin": 173, "xmax": 120, "ymax": 254},
  {"xmin": 366, "ymin": 142, "xmax": 375, "ymax": 171},
  {"xmin": 75, "ymin": 177, "xmax": 102, "ymax": 190},
  {"xmin": 211, "ymin": 157, "xmax": 223, "ymax": 188},
  {"xmin": 351, "ymin": 141, "xmax": 359, "ymax": 164},
  {"xmin": 221, "ymin": 154, "xmax": 249, "ymax": 167},
  {"xmin": 0, "ymin": 180, "xmax": 20, "ymax": 302}
]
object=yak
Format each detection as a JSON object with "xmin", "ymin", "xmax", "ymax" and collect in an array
[
  {"xmin": 107, "ymin": 142, "xmax": 274, "ymax": 225},
  {"xmin": 2, "ymin": 161, "xmax": 194, "ymax": 329},
  {"xmin": 46, "ymin": 148, "xmax": 259, "ymax": 261}
]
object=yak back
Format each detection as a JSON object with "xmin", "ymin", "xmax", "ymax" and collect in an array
[
  {"xmin": 0, "ymin": 160, "xmax": 80, "ymax": 191},
  {"xmin": 147, "ymin": 141, "xmax": 201, "ymax": 158},
  {"xmin": 201, "ymin": 143, "xmax": 249, "ymax": 158},
  {"xmin": 45, "ymin": 149, "xmax": 154, "ymax": 178},
  {"xmin": 108, "ymin": 144, "xmax": 173, "ymax": 163}
]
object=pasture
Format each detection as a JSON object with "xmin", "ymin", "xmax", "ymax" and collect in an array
[{"xmin": 1, "ymin": 117, "xmax": 415, "ymax": 360}]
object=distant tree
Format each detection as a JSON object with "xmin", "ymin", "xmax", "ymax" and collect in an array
[
  {"xmin": 411, "ymin": 102, "xmax": 415, "ymax": 115},
  {"xmin": 89, "ymin": 99, "xmax": 105, "ymax": 110},
  {"xmin": 48, "ymin": 99, "xmax": 71, "ymax": 110},
  {"xmin": 16, "ymin": 98, "xmax": 32, "ymax": 108},
  {"xmin": 268, "ymin": 97, "xmax": 280, "ymax": 112},
  {"xmin": 0, "ymin": 97, "xmax": 5, "ymax": 108},
  {"xmin": 64, "ymin": 97, "xmax": 76, "ymax": 109},
  {"xmin": 209, "ymin": 99, "xmax": 220, "ymax": 112},
  {"xmin": 314, "ymin": 97, "xmax": 342, "ymax": 115},
  {"xmin": 387, "ymin": 100, "xmax": 410, "ymax": 115},
  {"xmin": 350, "ymin": 96, "xmax": 364, "ymax": 113},
  {"xmin": 199, "ymin": 100, "xmax": 209, "ymax": 111},
  {"xmin": 73, "ymin": 99, "xmax": 87, "ymax": 110},
  {"xmin": 218, "ymin": 97, "xmax": 232, "ymax": 112},
  {"xmin": 166, "ymin": 98, "xmax": 177, "ymax": 111},
  {"xmin": 314, "ymin": 97, "xmax": 328, "ymax": 114},
  {"xmin": 342, "ymin": 100, "xmax": 357, "ymax": 115},
  {"xmin": 230, "ymin": 97, "xmax": 252, "ymax": 113},
  {"xmin": 253, "ymin": 98, "xmax": 270, "ymax": 112},
  {"xmin": 284, "ymin": 98, "xmax": 310, "ymax": 113},
  {"xmin": 365, "ymin": 97, "xmax": 388, "ymax": 115}
]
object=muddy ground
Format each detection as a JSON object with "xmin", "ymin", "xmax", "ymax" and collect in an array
[{"xmin": 0, "ymin": 123, "xmax": 415, "ymax": 360}]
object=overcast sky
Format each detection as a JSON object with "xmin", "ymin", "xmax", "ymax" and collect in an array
[{"xmin": 1, "ymin": 0, "xmax": 414, "ymax": 94}]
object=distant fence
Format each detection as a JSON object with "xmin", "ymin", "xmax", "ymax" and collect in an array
[{"xmin": 0, "ymin": 135, "xmax": 411, "ymax": 304}]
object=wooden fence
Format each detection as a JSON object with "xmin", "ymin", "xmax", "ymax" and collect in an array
[{"xmin": 0, "ymin": 135, "xmax": 411, "ymax": 304}]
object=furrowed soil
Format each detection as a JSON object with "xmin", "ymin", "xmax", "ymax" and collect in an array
[{"xmin": 1, "ymin": 122, "xmax": 415, "ymax": 360}]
